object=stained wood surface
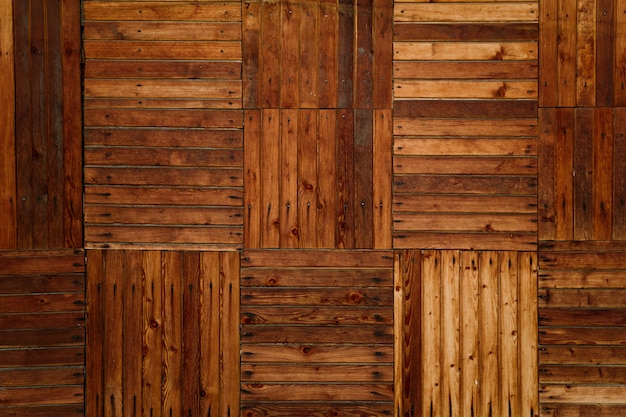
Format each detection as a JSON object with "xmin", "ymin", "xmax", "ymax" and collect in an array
[
  {"xmin": 539, "ymin": 243, "xmax": 626, "ymax": 413},
  {"xmin": 0, "ymin": 250, "xmax": 85, "ymax": 417},
  {"xmin": 86, "ymin": 249, "xmax": 240, "ymax": 417},
  {"xmin": 240, "ymin": 249, "xmax": 394, "ymax": 415},
  {"xmin": 393, "ymin": 1, "xmax": 539, "ymax": 251}
]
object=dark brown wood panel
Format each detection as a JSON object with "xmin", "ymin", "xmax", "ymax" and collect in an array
[
  {"xmin": 240, "ymin": 249, "xmax": 394, "ymax": 415},
  {"xmin": 0, "ymin": 250, "xmax": 85, "ymax": 417}
]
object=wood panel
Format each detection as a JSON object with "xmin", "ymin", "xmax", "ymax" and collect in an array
[
  {"xmin": 86, "ymin": 249, "xmax": 240, "ymax": 417},
  {"xmin": 240, "ymin": 249, "xmax": 394, "ymax": 415},
  {"xmin": 539, "ymin": 242, "xmax": 626, "ymax": 415},
  {"xmin": 0, "ymin": 250, "xmax": 85, "ymax": 417},
  {"xmin": 393, "ymin": 1, "xmax": 539, "ymax": 251},
  {"xmin": 539, "ymin": 0, "xmax": 626, "ymax": 107},
  {"xmin": 538, "ymin": 107, "xmax": 623, "ymax": 241},
  {"xmin": 8, "ymin": 0, "xmax": 82, "ymax": 250},
  {"xmin": 243, "ymin": 0, "xmax": 392, "ymax": 109},
  {"xmin": 83, "ymin": 1, "xmax": 243, "ymax": 250},
  {"xmin": 244, "ymin": 109, "xmax": 392, "ymax": 249}
]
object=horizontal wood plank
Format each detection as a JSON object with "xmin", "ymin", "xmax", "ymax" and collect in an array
[
  {"xmin": 241, "ymin": 306, "xmax": 393, "ymax": 325},
  {"xmin": 240, "ymin": 383, "xmax": 393, "ymax": 402},
  {"xmin": 83, "ymin": 2, "xmax": 241, "ymax": 21},
  {"xmin": 241, "ymin": 364, "xmax": 393, "ymax": 382},
  {"xmin": 394, "ymin": 3, "xmax": 539, "ymax": 23},
  {"xmin": 241, "ymin": 344, "xmax": 394, "ymax": 363}
]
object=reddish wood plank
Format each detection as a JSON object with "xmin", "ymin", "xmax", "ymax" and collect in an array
[
  {"xmin": 281, "ymin": 0, "xmax": 300, "ymax": 108},
  {"xmin": 244, "ymin": 110, "xmax": 261, "ymax": 248},
  {"xmin": 539, "ymin": 108, "xmax": 557, "ymax": 240},
  {"xmin": 182, "ymin": 252, "xmax": 201, "ymax": 416},
  {"xmin": 299, "ymin": 0, "xmax": 319, "ymax": 107},
  {"xmin": 354, "ymin": 109, "xmax": 373, "ymax": 248},
  {"xmin": 317, "ymin": 110, "xmax": 338, "ymax": 248},
  {"xmin": 318, "ymin": 0, "xmax": 338, "ymax": 108},
  {"xmin": 615, "ymin": 0, "xmax": 626, "ymax": 105},
  {"xmin": 86, "ymin": 250, "xmax": 104, "ymax": 417},
  {"xmin": 298, "ymin": 109, "xmax": 318, "ymax": 247},
  {"xmin": 243, "ymin": 1, "xmax": 260, "ymax": 108},
  {"xmin": 373, "ymin": 110, "xmax": 392, "ymax": 249},
  {"xmin": 338, "ymin": 0, "xmax": 355, "ymax": 108},
  {"xmin": 355, "ymin": 0, "xmax": 373, "ymax": 107},
  {"xmin": 336, "ymin": 109, "xmax": 355, "ymax": 248},
  {"xmin": 555, "ymin": 108, "xmax": 575, "ymax": 240},
  {"xmin": 260, "ymin": 109, "xmax": 280, "ymax": 247},
  {"xmin": 260, "ymin": 0, "xmax": 280, "ymax": 108},
  {"xmin": 614, "ymin": 107, "xmax": 626, "ymax": 239},
  {"xmin": 596, "ymin": 0, "xmax": 615, "ymax": 106},
  {"xmin": 279, "ymin": 110, "xmax": 300, "ymax": 248},
  {"xmin": 557, "ymin": 0, "xmax": 577, "ymax": 106}
]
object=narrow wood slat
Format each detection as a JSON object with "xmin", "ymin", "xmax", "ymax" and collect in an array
[
  {"xmin": 84, "ymin": 108, "xmax": 243, "ymax": 128},
  {"xmin": 85, "ymin": 60, "xmax": 241, "ymax": 79},
  {"xmin": 554, "ymin": 108, "xmax": 575, "ymax": 240},
  {"xmin": 540, "ymin": 251, "xmax": 626, "ymax": 269},
  {"xmin": 84, "ymin": 79, "xmax": 242, "ymax": 99},
  {"xmin": 318, "ymin": 0, "xmax": 338, "ymax": 108},
  {"xmin": 317, "ymin": 110, "xmax": 338, "ymax": 248},
  {"xmin": 0, "ymin": 328, "xmax": 84, "ymax": 348},
  {"xmin": 557, "ymin": 0, "xmax": 577, "ymax": 107},
  {"xmin": 241, "ymin": 324, "xmax": 393, "ymax": 344},
  {"xmin": 540, "ymin": 327, "xmax": 626, "ymax": 346},
  {"xmin": 372, "ymin": 0, "xmax": 392, "ymax": 108},
  {"xmin": 539, "ymin": 366, "xmax": 626, "ymax": 384},
  {"xmin": 260, "ymin": 109, "xmax": 280, "ymax": 248},
  {"xmin": 540, "ymin": 386, "xmax": 626, "ymax": 404},
  {"xmin": 575, "ymin": 0, "xmax": 596, "ymax": 106},
  {"xmin": 259, "ymin": 0, "xmax": 280, "ymax": 108},
  {"xmin": 85, "ymin": 147, "xmax": 242, "ymax": 167},
  {"xmin": 182, "ymin": 252, "xmax": 200, "ymax": 416},
  {"xmin": 519, "ymin": 251, "xmax": 539, "ymax": 417},
  {"xmin": 85, "ymin": 186, "xmax": 243, "ymax": 206},
  {"xmin": 395, "ymin": 61, "xmax": 537, "ymax": 80},
  {"xmin": 0, "ymin": 312, "xmax": 83, "ymax": 330},
  {"xmin": 538, "ymin": 289, "xmax": 626, "ymax": 308},
  {"xmin": 244, "ymin": 110, "xmax": 261, "ymax": 248},
  {"xmin": 394, "ymin": 117, "xmax": 538, "ymax": 137},
  {"xmin": 394, "ymin": 195, "xmax": 537, "ymax": 214},
  {"xmin": 500, "ymin": 251, "xmax": 519, "ymax": 417},
  {"xmin": 0, "ymin": 367, "xmax": 83, "ymax": 387},
  {"xmin": 241, "ymin": 287, "xmax": 393, "ymax": 306},
  {"xmin": 86, "ymin": 250, "xmax": 103, "ymax": 417},
  {"xmin": 394, "ymin": 3, "xmax": 539, "ymax": 23},
  {"xmin": 394, "ymin": 156, "xmax": 537, "ymax": 175},
  {"xmin": 242, "ymin": 1, "xmax": 259, "ymax": 108},
  {"xmin": 460, "ymin": 251, "xmax": 479, "ymax": 417},
  {"xmin": 539, "ymin": 0, "xmax": 557, "ymax": 106},
  {"xmin": 84, "ymin": 21, "xmax": 241, "ymax": 41},
  {"xmin": 220, "ymin": 252, "xmax": 240, "ymax": 416},
  {"xmin": 241, "ymin": 364, "xmax": 393, "ymax": 382},
  {"xmin": 241, "ymin": 403, "xmax": 392, "ymax": 417},
  {"xmin": 241, "ymin": 249, "xmax": 393, "ymax": 268},
  {"xmin": 142, "ymin": 251, "xmax": 163, "ymax": 416},
  {"xmin": 298, "ymin": 109, "xmax": 318, "ymax": 247},
  {"xmin": 241, "ymin": 305, "xmax": 393, "ymax": 325},
  {"xmin": 85, "ymin": 167, "xmax": 242, "ymax": 187},
  {"xmin": 394, "ymin": 231, "xmax": 537, "ymax": 251},
  {"xmin": 84, "ymin": 128, "xmax": 242, "ymax": 148},
  {"xmin": 199, "ymin": 252, "xmax": 220, "ymax": 415},
  {"xmin": 540, "ymin": 346, "xmax": 626, "ymax": 365},
  {"xmin": 394, "ymin": 213, "xmax": 537, "ymax": 233},
  {"xmin": 373, "ymin": 110, "xmax": 392, "ymax": 249},
  {"xmin": 83, "ymin": 2, "xmax": 242, "ymax": 21},
  {"xmin": 394, "ymin": 137, "xmax": 536, "ymax": 156},
  {"xmin": 0, "ymin": 347, "xmax": 85, "ymax": 367},
  {"xmin": 596, "ymin": 0, "xmax": 615, "ymax": 106},
  {"xmin": 0, "ymin": 386, "xmax": 84, "ymax": 406},
  {"xmin": 394, "ymin": 175, "xmax": 537, "ymax": 196},
  {"xmin": 85, "ymin": 225, "xmax": 243, "ymax": 246},
  {"xmin": 279, "ymin": 110, "xmax": 300, "ymax": 248},
  {"xmin": 539, "ymin": 108, "xmax": 557, "ymax": 240},
  {"xmin": 299, "ymin": 0, "xmax": 319, "ymax": 108},
  {"xmin": 241, "ymin": 268, "xmax": 392, "ymax": 287},
  {"xmin": 539, "ymin": 269, "xmax": 626, "ymax": 289},
  {"xmin": 421, "ymin": 250, "xmax": 441, "ymax": 416},
  {"xmin": 240, "ymin": 383, "xmax": 393, "ymax": 402},
  {"xmin": 613, "ymin": 107, "xmax": 626, "ymax": 239},
  {"xmin": 85, "ymin": 205, "xmax": 242, "ymax": 226},
  {"xmin": 540, "ymin": 404, "xmax": 626, "ymax": 417},
  {"xmin": 540, "ymin": 308, "xmax": 626, "ymax": 327},
  {"xmin": 354, "ymin": 109, "xmax": 373, "ymax": 248},
  {"xmin": 394, "ymin": 22, "xmax": 538, "ymax": 42},
  {"xmin": 615, "ymin": 0, "xmax": 626, "ymax": 105},
  {"xmin": 84, "ymin": 40, "xmax": 242, "ymax": 60},
  {"xmin": 393, "ymin": 41, "xmax": 537, "ymax": 61},
  {"xmin": 123, "ymin": 250, "xmax": 142, "ymax": 417},
  {"xmin": 280, "ymin": 0, "xmax": 300, "ymax": 108}
]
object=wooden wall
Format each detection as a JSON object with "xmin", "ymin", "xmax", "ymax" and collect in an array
[
  {"xmin": 2, "ymin": 0, "xmax": 626, "ymax": 416},
  {"xmin": 0, "ymin": 1, "xmax": 84, "ymax": 416}
]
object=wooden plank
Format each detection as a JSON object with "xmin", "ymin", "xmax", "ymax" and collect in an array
[
  {"xmin": 394, "ymin": 61, "xmax": 538, "ymax": 80},
  {"xmin": 243, "ymin": 1, "xmax": 260, "ymax": 108},
  {"xmin": 85, "ymin": 146, "xmax": 242, "ymax": 167},
  {"xmin": 394, "ymin": 99, "xmax": 538, "ymax": 118},
  {"xmin": 613, "ymin": 107, "xmax": 626, "ymax": 239},
  {"xmin": 539, "ymin": 108, "xmax": 557, "ymax": 240},
  {"xmin": 336, "ymin": 110, "xmax": 355, "ymax": 248},
  {"xmin": 540, "ymin": 405, "xmax": 626, "ymax": 417},
  {"xmin": 394, "ymin": 3, "xmax": 539, "ymax": 23},
  {"xmin": 354, "ymin": 109, "xmax": 373, "ymax": 248},
  {"xmin": 394, "ymin": 175, "xmax": 537, "ymax": 196},
  {"xmin": 317, "ymin": 110, "xmax": 337, "ymax": 248},
  {"xmin": 0, "ymin": 250, "xmax": 84, "ymax": 275},
  {"xmin": 499, "ymin": 252, "xmax": 519, "ymax": 417},
  {"xmin": 83, "ymin": 108, "xmax": 243, "ymax": 128},
  {"xmin": 241, "ymin": 344, "xmax": 393, "ymax": 363},
  {"xmin": 298, "ymin": 109, "xmax": 318, "ymax": 247},
  {"xmin": 261, "ymin": 109, "xmax": 280, "ymax": 247},
  {"xmin": 441, "ymin": 250, "xmax": 460, "ymax": 417},
  {"xmin": 241, "ymin": 404, "xmax": 392, "ymax": 417},
  {"xmin": 85, "ymin": 186, "xmax": 243, "ymax": 206},
  {"xmin": 557, "ymin": 0, "xmax": 577, "ymax": 106},
  {"xmin": 0, "ymin": 294, "xmax": 85, "ymax": 314},
  {"xmin": 220, "ymin": 252, "xmax": 240, "ymax": 416},
  {"xmin": 0, "ymin": 386, "xmax": 84, "ymax": 406},
  {"xmin": 240, "ymin": 383, "xmax": 393, "ymax": 402},
  {"xmin": 241, "ymin": 268, "xmax": 392, "ymax": 287},
  {"xmin": 394, "ymin": 213, "xmax": 537, "ymax": 233},
  {"xmin": 540, "ymin": 386, "xmax": 626, "ymax": 404},
  {"xmin": 240, "ymin": 287, "xmax": 393, "ymax": 306},
  {"xmin": 85, "ymin": 167, "xmax": 242, "ymax": 187},
  {"xmin": 539, "ymin": 365, "xmax": 626, "ymax": 384},
  {"xmin": 84, "ymin": 79, "xmax": 242, "ymax": 99},
  {"xmin": 0, "ymin": 328, "xmax": 84, "ymax": 348},
  {"xmin": 0, "ymin": 367, "xmax": 83, "ymax": 387},
  {"xmin": 460, "ymin": 251, "xmax": 479, "ymax": 417},
  {"xmin": 85, "ymin": 60, "xmax": 241, "ymax": 79},
  {"xmin": 83, "ymin": 40, "xmax": 241, "ymax": 60},
  {"xmin": 478, "ymin": 251, "xmax": 499, "ymax": 417},
  {"xmin": 280, "ymin": 0, "xmax": 300, "ymax": 108},
  {"xmin": 0, "ymin": 405, "xmax": 84, "ymax": 417},
  {"xmin": 241, "ymin": 249, "xmax": 393, "ymax": 268},
  {"xmin": 394, "ymin": 231, "xmax": 537, "ymax": 251},
  {"xmin": 540, "ymin": 346, "xmax": 626, "ymax": 365},
  {"xmin": 123, "ymin": 250, "xmax": 142, "ymax": 417},
  {"xmin": 539, "ymin": 0, "xmax": 558, "ymax": 106},
  {"xmin": 0, "ymin": 274, "xmax": 83, "ymax": 294},
  {"xmin": 539, "ymin": 269, "xmax": 626, "ymax": 289},
  {"xmin": 576, "ymin": 0, "xmax": 596, "ymax": 106},
  {"xmin": 373, "ymin": 110, "xmax": 392, "ymax": 249},
  {"xmin": 84, "ymin": 21, "xmax": 241, "ymax": 41},
  {"xmin": 279, "ymin": 110, "xmax": 300, "ymax": 248},
  {"xmin": 103, "ymin": 251, "xmax": 123, "ymax": 416},
  {"xmin": 0, "ymin": 0, "xmax": 16, "ymax": 249},
  {"xmin": 299, "ymin": 0, "xmax": 319, "ymax": 107},
  {"xmin": 519, "ymin": 252, "xmax": 538, "ymax": 417},
  {"xmin": 0, "ymin": 347, "xmax": 84, "ymax": 368},
  {"xmin": 539, "ymin": 308, "xmax": 626, "ymax": 327},
  {"xmin": 244, "ymin": 110, "xmax": 261, "ymax": 248},
  {"xmin": 0, "ymin": 312, "xmax": 83, "ymax": 330},
  {"xmin": 540, "ymin": 327, "xmax": 626, "ymax": 345},
  {"xmin": 337, "ymin": 0, "xmax": 355, "ymax": 108},
  {"xmin": 573, "ymin": 108, "xmax": 595, "ymax": 240},
  {"xmin": 241, "ymin": 364, "xmax": 393, "ymax": 382},
  {"xmin": 83, "ymin": 2, "xmax": 242, "ymax": 21},
  {"xmin": 142, "ymin": 251, "xmax": 163, "ymax": 416},
  {"xmin": 615, "ymin": 0, "xmax": 626, "ymax": 105},
  {"xmin": 538, "ymin": 289, "xmax": 626, "ymax": 308},
  {"xmin": 318, "ymin": 0, "xmax": 338, "ymax": 108},
  {"xmin": 596, "ymin": 0, "xmax": 615, "ymax": 106},
  {"xmin": 355, "ymin": 0, "xmax": 373, "ymax": 107},
  {"xmin": 260, "ymin": 0, "xmax": 280, "ymax": 108},
  {"xmin": 162, "ymin": 252, "xmax": 183, "ymax": 416},
  {"xmin": 394, "ymin": 195, "xmax": 537, "ymax": 214},
  {"xmin": 241, "ymin": 324, "xmax": 393, "ymax": 344},
  {"xmin": 393, "ymin": 41, "xmax": 537, "ymax": 61},
  {"xmin": 394, "ymin": 80, "xmax": 537, "ymax": 99},
  {"xmin": 394, "ymin": 156, "xmax": 537, "ymax": 175},
  {"xmin": 86, "ymin": 250, "xmax": 104, "ymax": 417},
  {"xmin": 421, "ymin": 250, "xmax": 441, "ymax": 416},
  {"xmin": 84, "ymin": 127, "xmax": 243, "ymax": 147},
  {"xmin": 199, "ymin": 252, "xmax": 220, "ymax": 415},
  {"xmin": 593, "ymin": 108, "xmax": 613, "ymax": 240},
  {"xmin": 85, "ymin": 205, "xmax": 242, "ymax": 226},
  {"xmin": 241, "ymin": 305, "xmax": 393, "ymax": 325},
  {"xmin": 394, "ymin": 22, "xmax": 538, "ymax": 42},
  {"xmin": 182, "ymin": 252, "xmax": 200, "ymax": 416},
  {"xmin": 540, "ymin": 251, "xmax": 626, "ymax": 270},
  {"xmin": 394, "ymin": 117, "xmax": 537, "ymax": 137},
  {"xmin": 85, "ymin": 225, "xmax": 243, "ymax": 246},
  {"xmin": 553, "ymin": 108, "xmax": 575, "ymax": 240}
]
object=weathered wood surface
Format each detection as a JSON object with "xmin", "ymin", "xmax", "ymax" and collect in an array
[
  {"xmin": 0, "ymin": 250, "xmax": 85, "ymax": 417},
  {"xmin": 414, "ymin": 250, "xmax": 538, "ymax": 417},
  {"xmin": 240, "ymin": 249, "xmax": 394, "ymax": 415},
  {"xmin": 393, "ymin": 1, "xmax": 539, "ymax": 250},
  {"xmin": 539, "ymin": 243, "xmax": 626, "ymax": 414},
  {"xmin": 86, "ymin": 249, "xmax": 240, "ymax": 417}
]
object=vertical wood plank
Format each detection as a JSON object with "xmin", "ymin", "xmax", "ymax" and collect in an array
[
  {"xmin": 422, "ymin": 250, "xmax": 441, "ymax": 417},
  {"xmin": 372, "ymin": 0, "xmax": 392, "ymax": 109},
  {"xmin": 200, "ymin": 252, "xmax": 220, "ymax": 416},
  {"xmin": 243, "ymin": 1, "xmax": 260, "ymax": 109},
  {"xmin": 62, "ymin": 0, "xmax": 83, "ymax": 248},
  {"xmin": 355, "ymin": 0, "xmax": 373, "ymax": 108},
  {"xmin": 441, "ymin": 250, "xmax": 460, "ymax": 417},
  {"xmin": 298, "ymin": 109, "xmax": 318, "ymax": 247},
  {"xmin": 104, "ymin": 250, "xmax": 124, "ymax": 417},
  {"xmin": 86, "ymin": 250, "xmax": 104, "ymax": 417},
  {"xmin": 394, "ymin": 252, "xmax": 404, "ymax": 416},
  {"xmin": 280, "ymin": 110, "xmax": 300, "ymax": 248},
  {"xmin": 576, "ymin": 0, "xmax": 596, "ymax": 106},
  {"xmin": 615, "ymin": 0, "xmax": 626, "ymax": 105},
  {"xmin": 539, "ymin": 108, "xmax": 557, "ymax": 240},
  {"xmin": 373, "ymin": 109, "xmax": 392, "ymax": 249},
  {"xmin": 479, "ymin": 251, "xmax": 499, "ymax": 417},
  {"xmin": 14, "ymin": 0, "xmax": 33, "ymax": 249},
  {"xmin": 220, "ymin": 252, "xmax": 240, "ymax": 417},
  {"xmin": 354, "ymin": 109, "xmax": 373, "ymax": 248},
  {"xmin": 557, "ymin": 0, "xmax": 577, "ymax": 107},
  {"xmin": 596, "ymin": 0, "xmax": 615, "ymax": 106},
  {"xmin": 318, "ymin": 0, "xmax": 338, "ymax": 108},
  {"xmin": 460, "ymin": 251, "xmax": 479, "ymax": 417},
  {"xmin": 499, "ymin": 251, "xmax": 519, "ymax": 417},
  {"xmin": 518, "ymin": 252, "xmax": 538, "ymax": 417},
  {"xmin": 260, "ymin": 0, "xmax": 280, "ymax": 108},
  {"xmin": 555, "ymin": 108, "xmax": 575, "ymax": 240},
  {"xmin": 397, "ymin": 250, "xmax": 422, "ymax": 417},
  {"xmin": 573, "ymin": 108, "xmax": 594, "ymax": 240},
  {"xmin": 540, "ymin": 0, "xmax": 558, "ymax": 106},
  {"xmin": 124, "ymin": 251, "xmax": 143, "ymax": 417},
  {"xmin": 182, "ymin": 252, "xmax": 200, "ymax": 417},
  {"xmin": 0, "ymin": 0, "xmax": 16, "ymax": 249},
  {"xmin": 244, "ymin": 110, "xmax": 261, "ymax": 248},
  {"xmin": 336, "ymin": 110, "xmax": 355, "ymax": 248},
  {"xmin": 338, "ymin": 0, "xmax": 354, "ymax": 108},
  {"xmin": 593, "ymin": 107, "xmax": 613, "ymax": 240},
  {"xmin": 300, "ymin": 0, "xmax": 319, "ymax": 108},
  {"xmin": 261, "ymin": 109, "xmax": 281, "ymax": 247},
  {"xmin": 143, "ymin": 251, "xmax": 163, "ymax": 417},
  {"xmin": 281, "ymin": 0, "xmax": 300, "ymax": 108},
  {"xmin": 613, "ymin": 107, "xmax": 626, "ymax": 239},
  {"xmin": 317, "ymin": 110, "xmax": 337, "ymax": 248},
  {"xmin": 163, "ymin": 251, "xmax": 182, "ymax": 417}
]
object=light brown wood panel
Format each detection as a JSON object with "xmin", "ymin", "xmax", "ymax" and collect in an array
[
  {"xmin": 86, "ymin": 249, "xmax": 240, "ymax": 417},
  {"xmin": 240, "ymin": 249, "xmax": 394, "ymax": 414},
  {"xmin": 0, "ymin": 250, "xmax": 85, "ymax": 417}
]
